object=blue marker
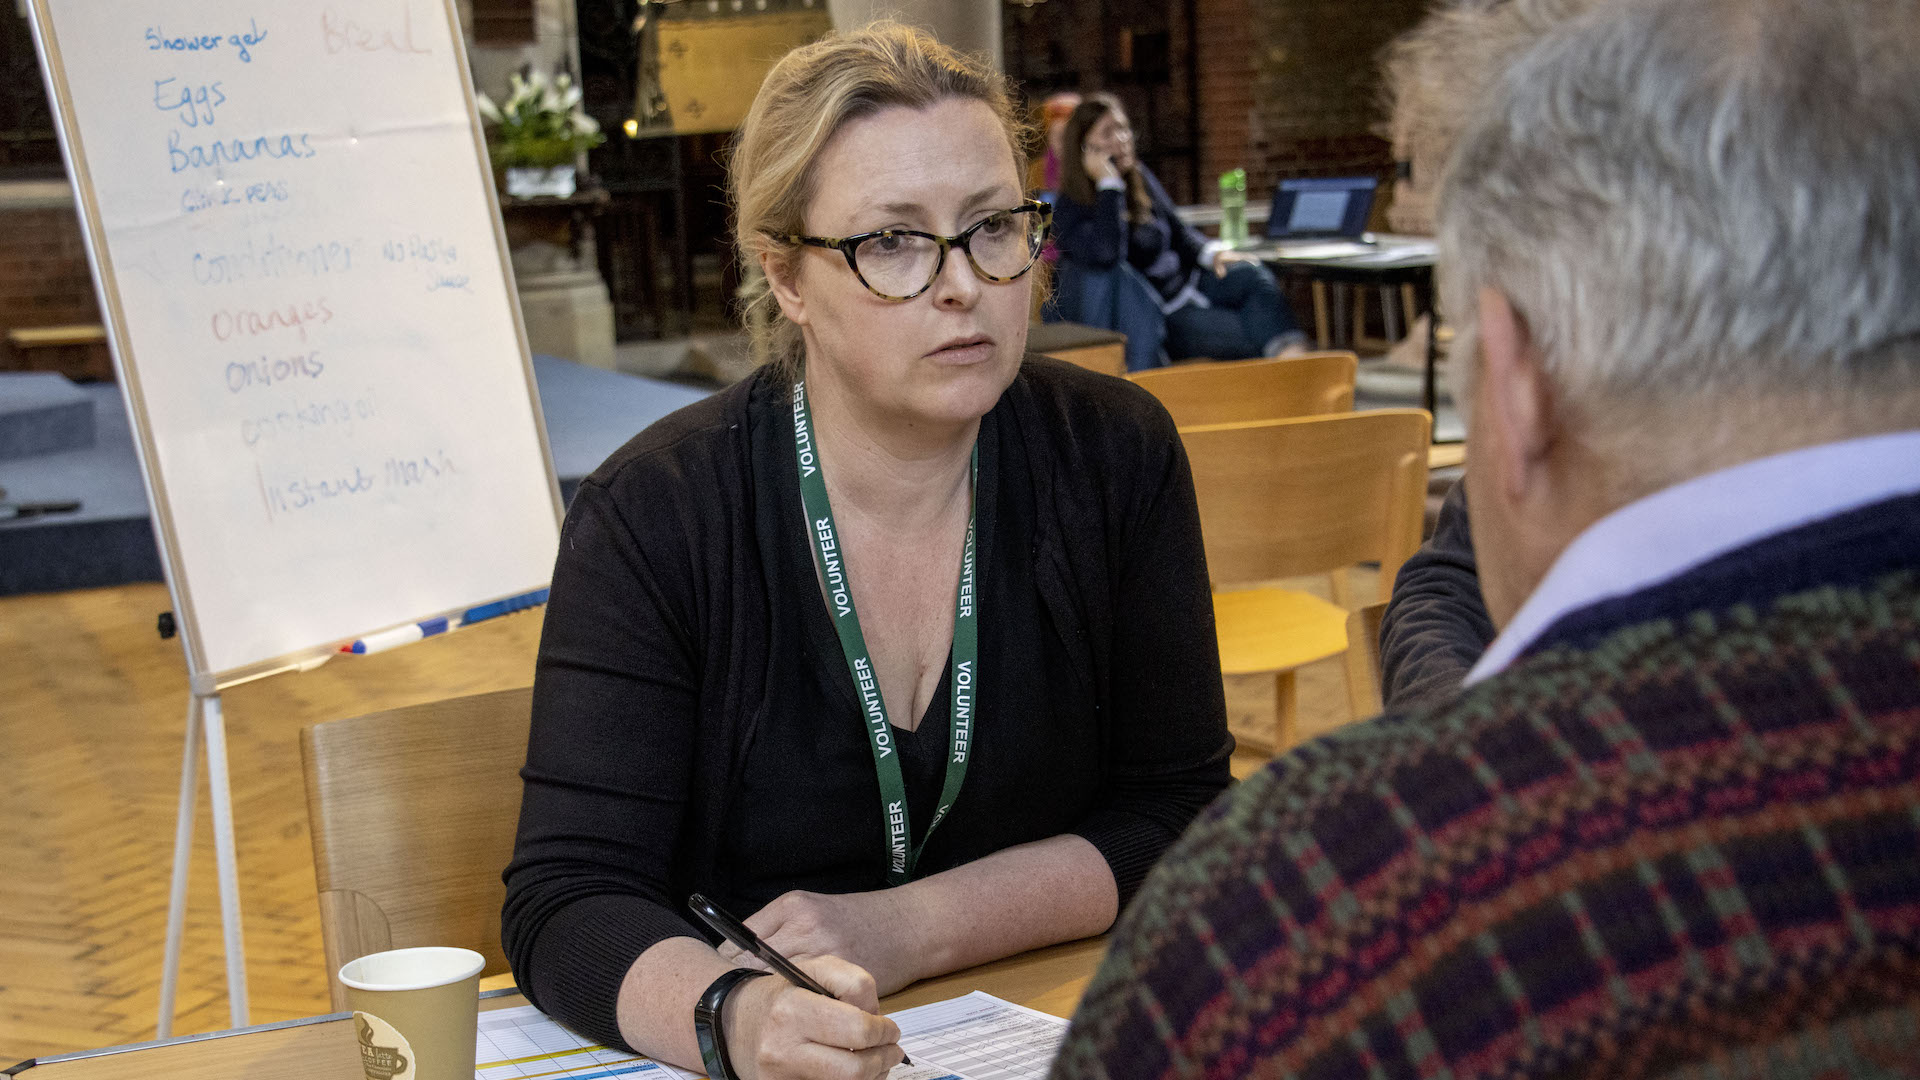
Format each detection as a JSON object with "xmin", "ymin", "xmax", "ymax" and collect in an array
[
  {"xmin": 341, "ymin": 616, "xmax": 451, "ymax": 655},
  {"xmin": 461, "ymin": 588, "xmax": 549, "ymax": 626},
  {"xmin": 340, "ymin": 590, "xmax": 549, "ymax": 656}
]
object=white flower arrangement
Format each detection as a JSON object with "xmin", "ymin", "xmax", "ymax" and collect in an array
[{"xmin": 476, "ymin": 69, "xmax": 605, "ymax": 170}]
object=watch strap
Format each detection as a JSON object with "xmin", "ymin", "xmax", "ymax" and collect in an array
[{"xmin": 694, "ymin": 968, "xmax": 772, "ymax": 1080}]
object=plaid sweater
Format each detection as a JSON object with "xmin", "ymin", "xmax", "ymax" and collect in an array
[{"xmin": 1054, "ymin": 502, "xmax": 1920, "ymax": 1080}]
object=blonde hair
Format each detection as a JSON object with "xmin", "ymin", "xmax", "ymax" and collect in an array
[{"xmin": 729, "ymin": 22, "xmax": 1031, "ymax": 379}]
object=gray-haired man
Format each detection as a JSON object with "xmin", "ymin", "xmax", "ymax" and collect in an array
[{"xmin": 1052, "ymin": 0, "xmax": 1920, "ymax": 1075}]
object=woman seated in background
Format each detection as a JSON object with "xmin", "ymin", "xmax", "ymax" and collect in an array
[
  {"xmin": 1053, "ymin": 93, "xmax": 1308, "ymax": 364},
  {"xmin": 500, "ymin": 23, "xmax": 1233, "ymax": 1080}
]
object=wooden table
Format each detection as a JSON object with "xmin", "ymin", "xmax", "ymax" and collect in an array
[
  {"xmin": 1249, "ymin": 238, "xmax": 1445, "ymax": 425},
  {"xmin": 7, "ymin": 938, "xmax": 1109, "ymax": 1079}
]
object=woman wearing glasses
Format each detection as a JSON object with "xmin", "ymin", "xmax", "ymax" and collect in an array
[{"xmin": 501, "ymin": 24, "xmax": 1231, "ymax": 1080}]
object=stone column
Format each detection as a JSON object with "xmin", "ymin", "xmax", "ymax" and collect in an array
[
  {"xmin": 459, "ymin": 0, "xmax": 618, "ymax": 369},
  {"xmin": 828, "ymin": 0, "xmax": 1002, "ymax": 69},
  {"xmin": 505, "ymin": 235, "xmax": 618, "ymax": 372}
]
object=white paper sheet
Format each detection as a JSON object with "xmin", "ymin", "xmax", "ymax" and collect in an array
[
  {"xmin": 472, "ymin": 991, "xmax": 1069, "ymax": 1080},
  {"xmin": 475, "ymin": 1005, "xmax": 701, "ymax": 1080},
  {"xmin": 1267, "ymin": 240, "xmax": 1379, "ymax": 259},
  {"xmin": 890, "ymin": 992, "xmax": 1070, "ymax": 1080},
  {"xmin": 1342, "ymin": 240, "xmax": 1439, "ymax": 264}
]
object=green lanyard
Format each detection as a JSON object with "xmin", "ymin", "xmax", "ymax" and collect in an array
[{"xmin": 792, "ymin": 380, "xmax": 977, "ymax": 886}]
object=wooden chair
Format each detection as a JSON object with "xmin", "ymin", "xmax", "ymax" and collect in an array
[
  {"xmin": 1029, "ymin": 320, "xmax": 1129, "ymax": 377},
  {"xmin": 301, "ymin": 687, "xmax": 532, "ymax": 1008},
  {"xmin": 1127, "ymin": 352, "xmax": 1357, "ymax": 427},
  {"xmin": 1181, "ymin": 409, "xmax": 1429, "ymax": 751},
  {"xmin": 1345, "ymin": 602, "xmax": 1388, "ymax": 721}
]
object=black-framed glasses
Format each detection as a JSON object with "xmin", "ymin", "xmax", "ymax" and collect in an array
[{"xmin": 781, "ymin": 199, "xmax": 1053, "ymax": 301}]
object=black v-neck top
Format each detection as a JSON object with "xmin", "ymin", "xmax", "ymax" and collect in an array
[{"xmin": 502, "ymin": 356, "xmax": 1232, "ymax": 1049}]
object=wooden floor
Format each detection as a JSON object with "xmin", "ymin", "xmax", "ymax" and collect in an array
[{"xmin": 0, "ymin": 573, "xmax": 1369, "ymax": 1061}]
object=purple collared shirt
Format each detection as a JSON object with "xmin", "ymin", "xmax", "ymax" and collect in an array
[{"xmin": 1466, "ymin": 429, "xmax": 1920, "ymax": 684}]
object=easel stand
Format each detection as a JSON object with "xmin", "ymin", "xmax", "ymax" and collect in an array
[
  {"xmin": 25, "ymin": 0, "xmax": 566, "ymax": 1043},
  {"xmin": 156, "ymin": 691, "xmax": 248, "ymax": 1036}
]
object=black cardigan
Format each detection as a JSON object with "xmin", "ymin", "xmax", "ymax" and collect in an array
[{"xmin": 501, "ymin": 356, "xmax": 1234, "ymax": 1048}]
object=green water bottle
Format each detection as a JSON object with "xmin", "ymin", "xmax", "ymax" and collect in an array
[{"xmin": 1219, "ymin": 168, "xmax": 1248, "ymax": 248}]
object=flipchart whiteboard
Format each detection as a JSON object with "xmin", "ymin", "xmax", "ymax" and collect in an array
[{"xmin": 30, "ymin": 0, "xmax": 564, "ymax": 690}]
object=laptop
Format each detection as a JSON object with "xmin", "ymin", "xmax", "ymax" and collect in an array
[{"xmin": 1264, "ymin": 176, "xmax": 1379, "ymax": 256}]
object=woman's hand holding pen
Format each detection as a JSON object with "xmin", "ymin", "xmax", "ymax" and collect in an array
[
  {"xmin": 724, "ymin": 955, "xmax": 905, "ymax": 1080},
  {"xmin": 717, "ymin": 889, "xmax": 928, "ymax": 998}
]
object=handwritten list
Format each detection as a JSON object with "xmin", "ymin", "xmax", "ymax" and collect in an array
[{"xmin": 36, "ymin": 0, "xmax": 560, "ymax": 679}]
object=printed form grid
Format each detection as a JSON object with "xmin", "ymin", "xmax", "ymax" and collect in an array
[
  {"xmin": 896, "ymin": 993, "xmax": 1070, "ymax": 1080},
  {"xmin": 471, "ymin": 992, "xmax": 1065, "ymax": 1080},
  {"xmin": 476, "ymin": 1007, "xmax": 698, "ymax": 1080}
]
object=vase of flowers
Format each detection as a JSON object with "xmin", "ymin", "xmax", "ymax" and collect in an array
[{"xmin": 477, "ymin": 69, "xmax": 605, "ymax": 198}]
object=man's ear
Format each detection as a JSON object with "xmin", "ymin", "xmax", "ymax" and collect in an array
[
  {"xmin": 760, "ymin": 251, "xmax": 808, "ymax": 329},
  {"xmin": 1476, "ymin": 287, "xmax": 1553, "ymax": 503}
]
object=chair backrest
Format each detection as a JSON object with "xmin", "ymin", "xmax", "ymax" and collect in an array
[
  {"xmin": 301, "ymin": 686, "xmax": 532, "ymax": 1009},
  {"xmin": 1030, "ymin": 319, "xmax": 1130, "ymax": 377},
  {"xmin": 1345, "ymin": 602, "xmax": 1387, "ymax": 721},
  {"xmin": 1181, "ymin": 409, "xmax": 1430, "ymax": 600},
  {"xmin": 1128, "ymin": 352, "xmax": 1357, "ymax": 427},
  {"xmin": 1042, "ymin": 341, "xmax": 1128, "ymax": 377}
]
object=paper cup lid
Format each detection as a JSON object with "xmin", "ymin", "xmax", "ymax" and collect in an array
[{"xmin": 339, "ymin": 946, "xmax": 485, "ymax": 992}]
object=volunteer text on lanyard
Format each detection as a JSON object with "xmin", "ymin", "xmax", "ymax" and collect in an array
[{"xmin": 792, "ymin": 380, "xmax": 977, "ymax": 886}]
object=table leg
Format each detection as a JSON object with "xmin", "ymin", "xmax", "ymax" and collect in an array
[{"xmin": 1423, "ymin": 305, "xmax": 1439, "ymax": 418}]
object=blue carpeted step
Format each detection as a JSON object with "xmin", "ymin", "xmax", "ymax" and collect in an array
[{"xmin": 0, "ymin": 373, "xmax": 96, "ymax": 460}]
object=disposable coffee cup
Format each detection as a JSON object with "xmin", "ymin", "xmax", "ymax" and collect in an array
[{"xmin": 339, "ymin": 946, "xmax": 485, "ymax": 1080}]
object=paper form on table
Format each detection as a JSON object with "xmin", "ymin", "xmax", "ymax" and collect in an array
[
  {"xmin": 890, "ymin": 991, "xmax": 1070, "ymax": 1080},
  {"xmin": 475, "ymin": 1005, "xmax": 701, "ymax": 1080},
  {"xmin": 472, "ymin": 991, "xmax": 1068, "ymax": 1080}
]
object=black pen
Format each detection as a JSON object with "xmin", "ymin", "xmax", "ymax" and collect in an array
[
  {"xmin": 688, "ymin": 893, "xmax": 912, "ymax": 1065},
  {"xmin": 0, "ymin": 500, "xmax": 81, "ymax": 521}
]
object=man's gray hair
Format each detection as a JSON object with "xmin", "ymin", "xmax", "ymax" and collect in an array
[
  {"xmin": 1438, "ymin": 0, "xmax": 1920, "ymax": 433},
  {"xmin": 1382, "ymin": 0, "xmax": 1599, "ymax": 230}
]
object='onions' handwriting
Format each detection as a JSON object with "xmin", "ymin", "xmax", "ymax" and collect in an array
[{"xmin": 225, "ymin": 350, "xmax": 327, "ymax": 393}]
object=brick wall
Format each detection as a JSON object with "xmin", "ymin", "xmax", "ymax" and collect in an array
[
  {"xmin": 0, "ymin": 194, "xmax": 111, "ymax": 380},
  {"xmin": 1195, "ymin": 0, "xmax": 1427, "ymax": 202},
  {"xmin": 1196, "ymin": 0, "xmax": 1253, "ymax": 192}
]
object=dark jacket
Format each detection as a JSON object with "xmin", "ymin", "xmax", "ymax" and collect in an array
[
  {"xmin": 502, "ymin": 356, "xmax": 1234, "ymax": 1049},
  {"xmin": 1379, "ymin": 481, "xmax": 1496, "ymax": 712},
  {"xmin": 1053, "ymin": 165, "xmax": 1209, "ymax": 304},
  {"xmin": 1054, "ymin": 491, "xmax": 1920, "ymax": 1078}
]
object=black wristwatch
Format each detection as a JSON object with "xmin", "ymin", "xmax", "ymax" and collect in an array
[{"xmin": 694, "ymin": 968, "xmax": 772, "ymax": 1080}]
